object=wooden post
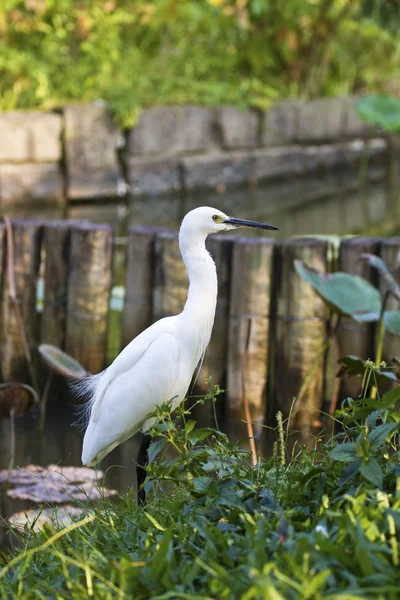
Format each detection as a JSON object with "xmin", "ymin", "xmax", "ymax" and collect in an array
[
  {"xmin": 226, "ymin": 237, "xmax": 275, "ymax": 440},
  {"xmin": 122, "ymin": 226, "xmax": 164, "ymax": 349},
  {"xmin": 271, "ymin": 238, "xmax": 328, "ymax": 429},
  {"xmin": 40, "ymin": 221, "xmax": 73, "ymax": 349},
  {"xmin": 65, "ymin": 223, "xmax": 113, "ymax": 374},
  {"xmin": 0, "ymin": 222, "xmax": 4, "ymax": 291},
  {"xmin": 152, "ymin": 231, "xmax": 188, "ymax": 322},
  {"xmin": 337, "ymin": 238, "xmax": 381, "ymax": 398},
  {"xmin": 196, "ymin": 235, "xmax": 235, "ymax": 403},
  {"xmin": 0, "ymin": 219, "xmax": 42, "ymax": 382},
  {"xmin": 379, "ymin": 238, "xmax": 400, "ymax": 364}
]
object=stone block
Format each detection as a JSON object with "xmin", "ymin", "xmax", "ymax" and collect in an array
[
  {"xmin": 127, "ymin": 106, "xmax": 214, "ymax": 155},
  {"xmin": 261, "ymin": 101, "xmax": 297, "ymax": 146},
  {"xmin": 64, "ymin": 103, "xmax": 122, "ymax": 199},
  {"xmin": 125, "ymin": 156, "xmax": 181, "ymax": 196},
  {"xmin": 216, "ymin": 106, "xmax": 259, "ymax": 149},
  {"xmin": 296, "ymin": 98, "xmax": 347, "ymax": 142},
  {"xmin": 254, "ymin": 147, "xmax": 304, "ymax": 182},
  {"xmin": 182, "ymin": 152, "xmax": 252, "ymax": 192},
  {"xmin": 0, "ymin": 111, "xmax": 62, "ymax": 163},
  {"xmin": 0, "ymin": 163, "xmax": 64, "ymax": 206}
]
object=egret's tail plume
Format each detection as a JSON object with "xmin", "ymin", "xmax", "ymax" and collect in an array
[{"xmin": 70, "ymin": 371, "xmax": 105, "ymax": 432}]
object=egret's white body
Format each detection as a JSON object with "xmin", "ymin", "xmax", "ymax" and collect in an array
[{"xmin": 81, "ymin": 207, "xmax": 277, "ymax": 467}]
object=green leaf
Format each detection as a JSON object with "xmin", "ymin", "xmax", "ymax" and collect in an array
[
  {"xmin": 294, "ymin": 261, "xmax": 381, "ymax": 321},
  {"xmin": 339, "ymin": 459, "xmax": 362, "ymax": 486},
  {"xmin": 150, "ymin": 527, "xmax": 173, "ymax": 580},
  {"xmin": 337, "ymin": 356, "xmax": 400, "ymax": 384},
  {"xmin": 356, "ymin": 95, "xmax": 400, "ymax": 133},
  {"xmin": 368, "ymin": 422, "xmax": 399, "ymax": 452},
  {"xmin": 360, "ymin": 458, "xmax": 383, "ymax": 488},
  {"xmin": 381, "ymin": 387, "xmax": 400, "ymax": 409},
  {"xmin": 191, "ymin": 476, "xmax": 212, "ymax": 494},
  {"xmin": 148, "ymin": 438, "xmax": 167, "ymax": 463},
  {"xmin": 360, "ymin": 254, "xmax": 400, "ymax": 301},
  {"xmin": 143, "ymin": 512, "xmax": 166, "ymax": 531},
  {"xmin": 329, "ymin": 442, "xmax": 357, "ymax": 462},
  {"xmin": 384, "ymin": 311, "xmax": 400, "ymax": 336}
]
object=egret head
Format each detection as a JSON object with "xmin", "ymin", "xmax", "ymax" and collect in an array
[{"xmin": 181, "ymin": 206, "xmax": 278, "ymax": 237}]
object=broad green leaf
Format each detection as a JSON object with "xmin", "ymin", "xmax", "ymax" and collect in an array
[
  {"xmin": 191, "ymin": 476, "xmax": 211, "ymax": 494},
  {"xmin": 339, "ymin": 459, "xmax": 362, "ymax": 486},
  {"xmin": 368, "ymin": 422, "xmax": 399, "ymax": 451},
  {"xmin": 381, "ymin": 387, "xmax": 400, "ymax": 408},
  {"xmin": 329, "ymin": 442, "xmax": 357, "ymax": 462},
  {"xmin": 148, "ymin": 438, "xmax": 167, "ymax": 463},
  {"xmin": 294, "ymin": 261, "xmax": 381, "ymax": 321},
  {"xmin": 384, "ymin": 311, "xmax": 400, "ymax": 336},
  {"xmin": 356, "ymin": 95, "xmax": 400, "ymax": 132},
  {"xmin": 360, "ymin": 458, "xmax": 383, "ymax": 488},
  {"xmin": 361, "ymin": 254, "xmax": 400, "ymax": 301},
  {"xmin": 337, "ymin": 356, "xmax": 400, "ymax": 384}
]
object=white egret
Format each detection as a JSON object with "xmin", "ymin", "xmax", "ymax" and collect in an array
[{"xmin": 79, "ymin": 206, "xmax": 278, "ymax": 502}]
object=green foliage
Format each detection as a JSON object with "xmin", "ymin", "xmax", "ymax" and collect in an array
[
  {"xmin": 1, "ymin": 1, "xmax": 400, "ymax": 126},
  {"xmin": 294, "ymin": 260, "xmax": 382, "ymax": 322},
  {"xmin": 1, "ymin": 391, "xmax": 400, "ymax": 599}
]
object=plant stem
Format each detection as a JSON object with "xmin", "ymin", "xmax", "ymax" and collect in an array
[
  {"xmin": 8, "ymin": 409, "xmax": 15, "ymax": 477},
  {"xmin": 242, "ymin": 319, "xmax": 257, "ymax": 467},
  {"xmin": 371, "ymin": 291, "xmax": 390, "ymax": 399}
]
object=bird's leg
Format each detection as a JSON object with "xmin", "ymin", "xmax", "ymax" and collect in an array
[{"xmin": 136, "ymin": 432, "xmax": 151, "ymax": 506}]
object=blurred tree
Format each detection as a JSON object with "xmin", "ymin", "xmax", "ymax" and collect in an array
[{"xmin": 0, "ymin": 0, "xmax": 399, "ymax": 125}]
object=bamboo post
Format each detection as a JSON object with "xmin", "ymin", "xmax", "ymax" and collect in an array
[
  {"xmin": 65, "ymin": 223, "xmax": 113, "ymax": 374},
  {"xmin": 271, "ymin": 238, "xmax": 328, "ymax": 429},
  {"xmin": 0, "ymin": 222, "xmax": 4, "ymax": 290},
  {"xmin": 196, "ymin": 235, "xmax": 236, "ymax": 404},
  {"xmin": 40, "ymin": 221, "xmax": 73, "ymax": 349},
  {"xmin": 337, "ymin": 238, "xmax": 380, "ymax": 398},
  {"xmin": 379, "ymin": 238, "xmax": 400, "ymax": 364},
  {"xmin": 226, "ymin": 237, "xmax": 275, "ymax": 440},
  {"xmin": 0, "ymin": 219, "xmax": 42, "ymax": 382},
  {"xmin": 152, "ymin": 231, "xmax": 188, "ymax": 322},
  {"xmin": 122, "ymin": 226, "xmax": 164, "ymax": 349}
]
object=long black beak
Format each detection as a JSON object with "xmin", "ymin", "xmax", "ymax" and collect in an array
[{"xmin": 224, "ymin": 217, "xmax": 279, "ymax": 231}]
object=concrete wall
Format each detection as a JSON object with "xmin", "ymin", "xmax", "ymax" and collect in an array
[{"xmin": 0, "ymin": 97, "xmax": 395, "ymax": 222}]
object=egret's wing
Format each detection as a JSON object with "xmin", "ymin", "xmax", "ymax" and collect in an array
[{"xmin": 81, "ymin": 332, "xmax": 179, "ymax": 465}]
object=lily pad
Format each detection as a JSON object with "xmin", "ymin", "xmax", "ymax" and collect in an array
[
  {"xmin": 294, "ymin": 260, "xmax": 381, "ymax": 322},
  {"xmin": 337, "ymin": 355, "xmax": 400, "ymax": 384},
  {"xmin": 38, "ymin": 344, "xmax": 87, "ymax": 380},
  {"xmin": 356, "ymin": 95, "xmax": 400, "ymax": 133},
  {"xmin": 0, "ymin": 383, "xmax": 38, "ymax": 419}
]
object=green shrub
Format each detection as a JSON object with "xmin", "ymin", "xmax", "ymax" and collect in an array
[{"xmin": 1, "ymin": 1, "xmax": 400, "ymax": 126}]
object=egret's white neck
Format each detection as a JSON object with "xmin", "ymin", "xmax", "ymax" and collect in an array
[{"xmin": 179, "ymin": 228, "xmax": 218, "ymax": 327}]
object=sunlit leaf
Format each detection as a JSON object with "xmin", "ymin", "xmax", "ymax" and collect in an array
[{"xmin": 294, "ymin": 261, "xmax": 381, "ymax": 321}]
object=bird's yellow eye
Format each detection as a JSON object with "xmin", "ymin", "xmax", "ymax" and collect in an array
[{"xmin": 212, "ymin": 215, "xmax": 220, "ymax": 222}]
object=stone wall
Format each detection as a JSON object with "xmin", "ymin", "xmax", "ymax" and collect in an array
[{"xmin": 0, "ymin": 97, "xmax": 394, "ymax": 215}]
